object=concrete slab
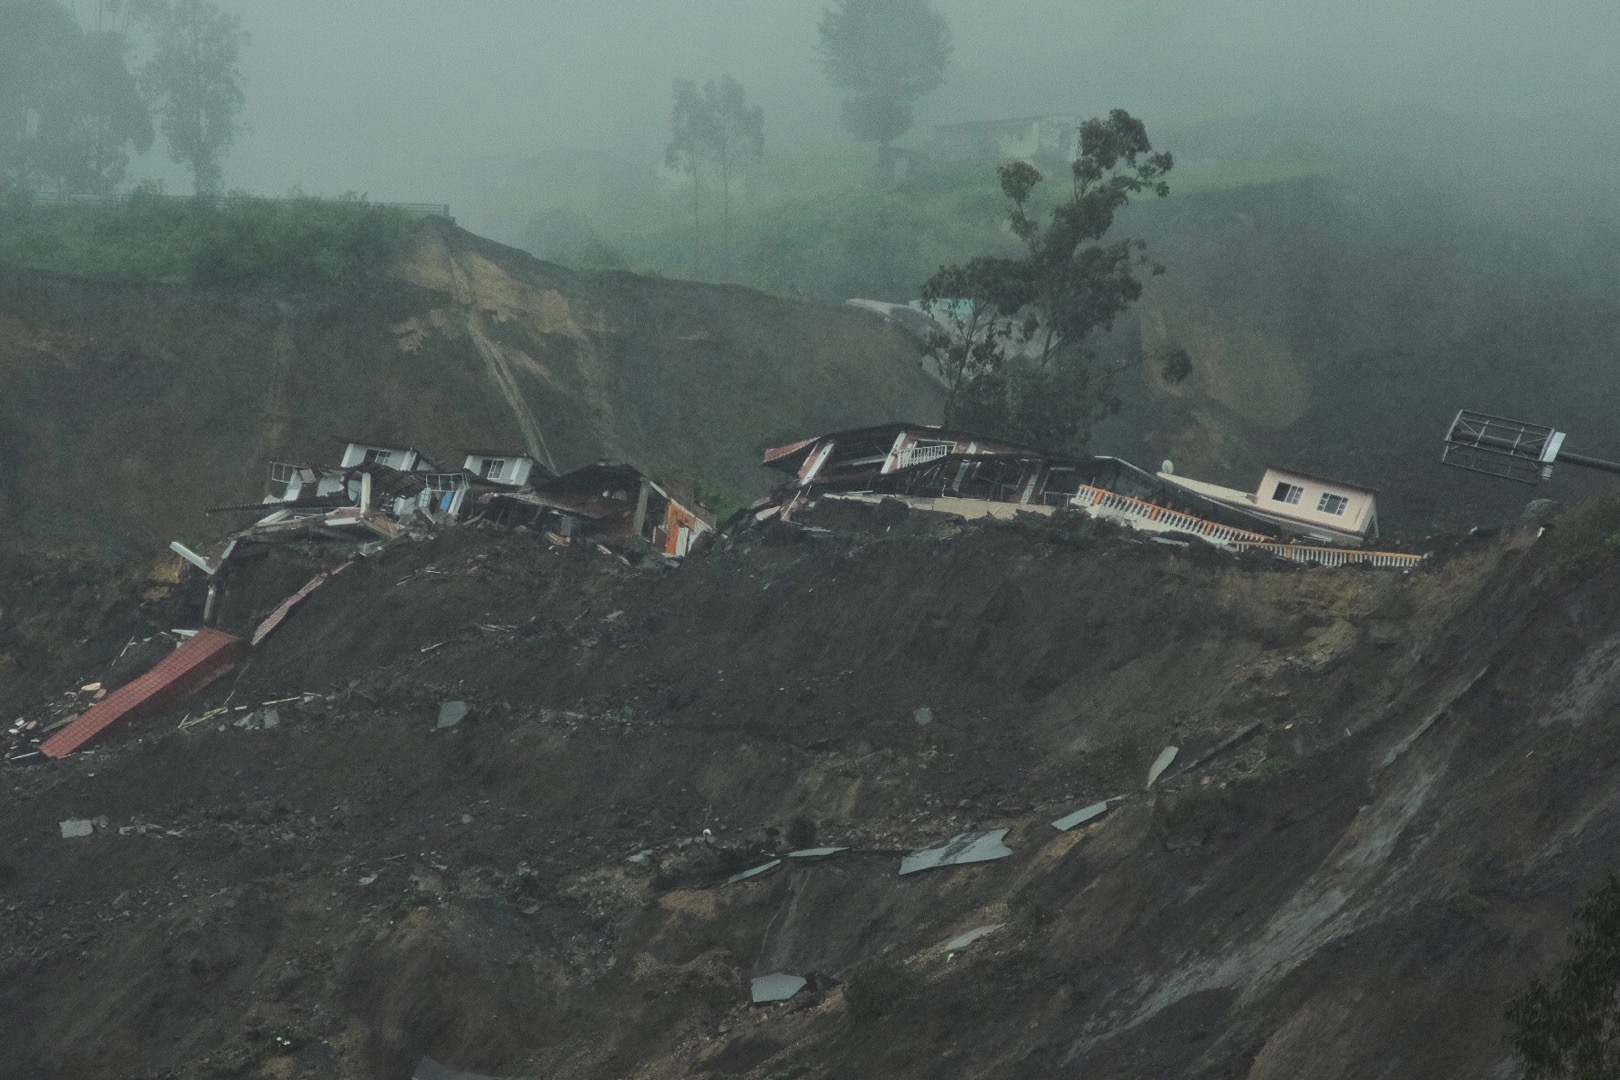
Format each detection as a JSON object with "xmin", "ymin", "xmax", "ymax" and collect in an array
[
  {"xmin": 59, "ymin": 819, "xmax": 93, "ymax": 839},
  {"xmin": 437, "ymin": 701, "xmax": 469, "ymax": 729},
  {"xmin": 751, "ymin": 973, "xmax": 807, "ymax": 1003}
]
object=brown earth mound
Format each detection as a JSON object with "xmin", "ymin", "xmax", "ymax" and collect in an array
[
  {"xmin": 0, "ymin": 219, "xmax": 941, "ymax": 551},
  {"xmin": 0, "ymin": 503, "xmax": 1616, "ymax": 1079}
]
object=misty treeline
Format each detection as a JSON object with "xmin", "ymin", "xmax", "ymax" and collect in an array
[
  {"xmin": 653, "ymin": 0, "xmax": 954, "ymax": 278},
  {"xmin": 653, "ymin": 0, "xmax": 1170, "ymax": 451},
  {"xmin": 0, "ymin": 0, "xmax": 246, "ymax": 196},
  {"xmin": 664, "ymin": 74, "xmax": 764, "ymax": 276}
]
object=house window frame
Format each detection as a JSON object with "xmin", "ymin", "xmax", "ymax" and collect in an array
[
  {"xmin": 1272, "ymin": 482, "xmax": 1304, "ymax": 505},
  {"xmin": 481, "ymin": 458, "xmax": 507, "ymax": 481},
  {"xmin": 1317, "ymin": 492, "xmax": 1350, "ymax": 516},
  {"xmin": 364, "ymin": 447, "xmax": 394, "ymax": 466}
]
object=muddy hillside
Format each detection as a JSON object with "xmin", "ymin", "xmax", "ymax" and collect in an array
[
  {"xmin": 3, "ymin": 493, "xmax": 1620, "ymax": 1079},
  {"xmin": 0, "ymin": 218, "xmax": 941, "ymax": 550}
]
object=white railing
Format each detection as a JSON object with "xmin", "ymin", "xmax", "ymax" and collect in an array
[
  {"xmin": 1072, "ymin": 485, "xmax": 1273, "ymax": 544},
  {"xmin": 897, "ymin": 442, "xmax": 952, "ymax": 470},
  {"xmin": 1230, "ymin": 542, "xmax": 1426, "ymax": 569},
  {"xmin": 1069, "ymin": 485, "xmax": 1426, "ymax": 569}
]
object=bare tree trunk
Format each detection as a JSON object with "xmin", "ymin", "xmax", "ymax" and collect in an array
[
  {"xmin": 690, "ymin": 166, "xmax": 702, "ymax": 275},
  {"xmin": 876, "ymin": 142, "xmax": 896, "ymax": 188},
  {"xmin": 719, "ymin": 144, "xmax": 731, "ymax": 276}
]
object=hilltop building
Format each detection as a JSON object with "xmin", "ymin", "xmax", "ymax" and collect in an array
[{"xmin": 929, "ymin": 115, "xmax": 1082, "ymax": 169}]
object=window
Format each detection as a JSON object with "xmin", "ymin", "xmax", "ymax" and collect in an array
[
  {"xmin": 1317, "ymin": 492, "xmax": 1350, "ymax": 516},
  {"xmin": 1272, "ymin": 482, "xmax": 1304, "ymax": 505},
  {"xmin": 363, "ymin": 447, "xmax": 393, "ymax": 466},
  {"xmin": 481, "ymin": 458, "xmax": 507, "ymax": 480}
]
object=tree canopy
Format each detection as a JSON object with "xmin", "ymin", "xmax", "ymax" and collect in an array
[
  {"xmin": 815, "ymin": 0, "xmax": 950, "ymax": 180},
  {"xmin": 919, "ymin": 109, "xmax": 1173, "ymax": 451},
  {"xmin": 140, "ymin": 0, "xmax": 246, "ymax": 195},
  {"xmin": 1509, "ymin": 871, "xmax": 1620, "ymax": 1080}
]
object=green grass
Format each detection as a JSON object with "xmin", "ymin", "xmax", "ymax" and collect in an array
[
  {"xmin": 1237, "ymin": 755, "xmax": 1296, "ymax": 785},
  {"xmin": 1547, "ymin": 488, "xmax": 1620, "ymax": 580},
  {"xmin": 843, "ymin": 957, "xmax": 921, "ymax": 1023},
  {"xmin": 0, "ymin": 188, "xmax": 417, "ymax": 289}
]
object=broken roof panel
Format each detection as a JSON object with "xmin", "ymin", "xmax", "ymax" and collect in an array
[
  {"xmin": 40, "ymin": 629, "xmax": 249, "ymax": 758},
  {"xmin": 750, "ymin": 973, "xmax": 807, "ymax": 1003},
  {"xmin": 899, "ymin": 829, "xmax": 1014, "ymax": 876},
  {"xmin": 761, "ymin": 437, "xmax": 818, "ymax": 466},
  {"xmin": 251, "ymin": 563, "xmax": 350, "ymax": 647}
]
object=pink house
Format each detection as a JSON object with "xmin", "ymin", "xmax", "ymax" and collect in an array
[{"xmin": 1159, "ymin": 464, "xmax": 1379, "ymax": 546}]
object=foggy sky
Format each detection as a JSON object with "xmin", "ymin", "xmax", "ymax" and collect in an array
[{"xmin": 122, "ymin": 1, "xmax": 1620, "ymax": 212}]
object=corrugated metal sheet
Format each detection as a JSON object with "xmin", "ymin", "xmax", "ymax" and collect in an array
[{"xmin": 40, "ymin": 629, "xmax": 249, "ymax": 758}]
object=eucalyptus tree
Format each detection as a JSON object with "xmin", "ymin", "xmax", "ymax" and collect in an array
[
  {"xmin": 666, "ymin": 74, "xmax": 764, "ymax": 274},
  {"xmin": 920, "ymin": 110, "xmax": 1173, "ymax": 450},
  {"xmin": 139, "ymin": 0, "xmax": 246, "ymax": 195}
]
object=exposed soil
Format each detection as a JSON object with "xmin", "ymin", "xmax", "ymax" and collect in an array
[
  {"xmin": 2, "ymin": 498, "xmax": 1617, "ymax": 1079},
  {"xmin": 0, "ymin": 219, "xmax": 942, "ymax": 551}
]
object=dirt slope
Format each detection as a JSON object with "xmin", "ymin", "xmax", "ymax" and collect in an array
[
  {"xmin": 1, "ymin": 497, "xmax": 1618, "ymax": 1079},
  {"xmin": 0, "ymin": 219, "xmax": 941, "ymax": 550}
]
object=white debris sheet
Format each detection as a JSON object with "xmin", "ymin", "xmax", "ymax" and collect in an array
[{"xmin": 1145, "ymin": 746, "xmax": 1179, "ymax": 789}]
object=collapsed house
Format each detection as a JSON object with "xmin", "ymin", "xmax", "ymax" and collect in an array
[
  {"xmin": 759, "ymin": 423, "xmax": 1266, "ymax": 529},
  {"xmin": 1158, "ymin": 464, "xmax": 1380, "ymax": 547},
  {"xmin": 759, "ymin": 423, "xmax": 1422, "ymax": 568},
  {"xmin": 207, "ymin": 438, "xmax": 712, "ymax": 558},
  {"xmin": 482, "ymin": 462, "xmax": 716, "ymax": 557}
]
